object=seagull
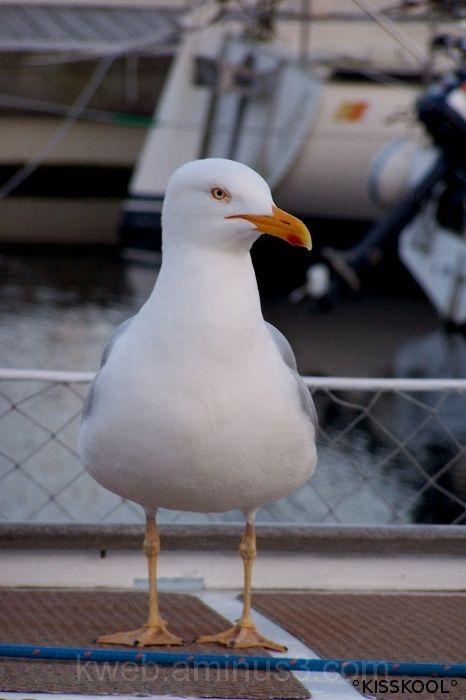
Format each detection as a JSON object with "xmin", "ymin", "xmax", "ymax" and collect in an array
[{"xmin": 79, "ymin": 158, "xmax": 318, "ymax": 651}]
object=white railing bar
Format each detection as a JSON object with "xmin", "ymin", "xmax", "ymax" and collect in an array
[
  {"xmin": 0, "ymin": 368, "xmax": 465, "ymax": 392},
  {"xmin": 303, "ymin": 376, "xmax": 466, "ymax": 391},
  {"xmin": 0, "ymin": 369, "xmax": 95, "ymax": 382}
]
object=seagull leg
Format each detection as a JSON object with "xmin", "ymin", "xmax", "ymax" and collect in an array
[
  {"xmin": 97, "ymin": 513, "xmax": 183, "ymax": 647},
  {"xmin": 197, "ymin": 517, "xmax": 287, "ymax": 651}
]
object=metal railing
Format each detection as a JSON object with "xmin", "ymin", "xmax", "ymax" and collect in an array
[{"xmin": 1, "ymin": 370, "xmax": 465, "ymax": 526}]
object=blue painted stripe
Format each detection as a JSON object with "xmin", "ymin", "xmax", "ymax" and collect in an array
[{"xmin": 0, "ymin": 644, "xmax": 464, "ymax": 677}]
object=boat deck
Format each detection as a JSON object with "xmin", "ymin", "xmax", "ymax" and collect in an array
[{"xmin": 0, "ymin": 587, "xmax": 465, "ymax": 700}]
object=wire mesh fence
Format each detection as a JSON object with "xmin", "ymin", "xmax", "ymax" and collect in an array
[{"xmin": 0, "ymin": 370, "xmax": 465, "ymax": 526}]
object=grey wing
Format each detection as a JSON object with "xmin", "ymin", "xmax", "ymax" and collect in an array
[
  {"xmin": 82, "ymin": 316, "xmax": 133, "ymax": 421},
  {"xmin": 266, "ymin": 321, "xmax": 318, "ymax": 431},
  {"xmin": 100, "ymin": 316, "xmax": 134, "ymax": 368}
]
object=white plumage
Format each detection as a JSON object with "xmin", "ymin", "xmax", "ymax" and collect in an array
[{"xmin": 79, "ymin": 158, "xmax": 317, "ymax": 650}]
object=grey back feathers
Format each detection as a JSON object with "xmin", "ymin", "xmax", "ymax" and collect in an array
[
  {"xmin": 82, "ymin": 316, "xmax": 133, "ymax": 421},
  {"xmin": 100, "ymin": 316, "xmax": 134, "ymax": 368},
  {"xmin": 266, "ymin": 322, "xmax": 318, "ymax": 431}
]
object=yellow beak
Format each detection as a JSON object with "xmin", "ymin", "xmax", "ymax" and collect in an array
[{"xmin": 226, "ymin": 205, "xmax": 312, "ymax": 250}]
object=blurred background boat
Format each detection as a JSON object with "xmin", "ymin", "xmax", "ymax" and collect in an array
[
  {"xmin": 0, "ymin": 0, "xmax": 183, "ymax": 244},
  {"xmin": 0, "ymin": 0, "xmax": 462, "ymax": 246}
]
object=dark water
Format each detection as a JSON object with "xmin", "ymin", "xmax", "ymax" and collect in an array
[
  {"xmin": 0, "ymin": 245, "xmax": 451, "ymax": 376},
  {"xmin": 0, "ymin": 247, "xmax": 465, "ymax": 525}
]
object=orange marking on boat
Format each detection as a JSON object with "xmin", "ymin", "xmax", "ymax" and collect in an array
[{"xmin": 334, "ymin": 101, "xmax": 368, "ymax": 121}]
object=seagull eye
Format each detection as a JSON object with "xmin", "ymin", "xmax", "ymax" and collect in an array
[{"xmin": 210, "ymin": 187, "xmax": 230, "ymax": 202}]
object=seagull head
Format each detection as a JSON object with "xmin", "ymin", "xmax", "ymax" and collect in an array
[{"xmin": 161, "ymin": 158, "xmax": 312, "ymax": 253}]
